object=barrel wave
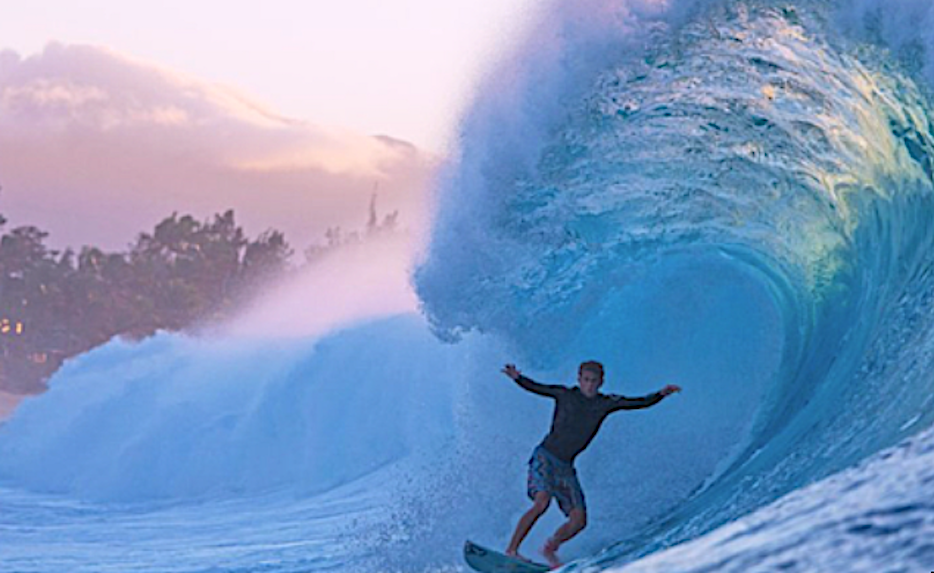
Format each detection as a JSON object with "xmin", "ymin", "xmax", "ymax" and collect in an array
[
  {"xmin": 416, "ymin": 0, "xmax": 934, "ymax": 567},
  {"xmin": 3, "ymin": 0, "xmax": 934, "ymax": 572}
]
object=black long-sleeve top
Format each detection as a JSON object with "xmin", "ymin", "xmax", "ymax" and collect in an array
[{"xmin": 515, "ymin": 374, "xmax": 665, "ymax": 464}]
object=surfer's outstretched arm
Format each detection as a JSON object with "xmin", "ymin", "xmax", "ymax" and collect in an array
[
  {"xmin": 606, "ymin": 384, "xmax": 681, "ymax": 412},
  {"xmin": 502, "ymin": 364, "xmax": 564, "ymax": 398}
]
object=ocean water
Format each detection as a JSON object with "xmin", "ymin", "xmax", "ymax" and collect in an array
[{"xmin": 4, "ymin": 0, "xmax": 934, "ymax": 571}]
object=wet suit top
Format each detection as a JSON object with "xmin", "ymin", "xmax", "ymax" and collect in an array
[{"xmin": 515, "ymin": 375, "xmax": 665, "ymax": 464}]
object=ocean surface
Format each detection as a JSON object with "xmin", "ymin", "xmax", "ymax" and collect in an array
[{"xmin": 3, "ymin": 0, "xmax": 934, "ymax": 571}]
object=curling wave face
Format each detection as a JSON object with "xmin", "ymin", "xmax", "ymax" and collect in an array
[{"xmin": 416, "ymin": 0, "xmax": 934, "ymax": 561}]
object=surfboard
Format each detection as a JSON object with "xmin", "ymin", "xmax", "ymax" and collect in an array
[{"xmin": 463, "ymin": 540, "xmax": 551, "ymax": 572}]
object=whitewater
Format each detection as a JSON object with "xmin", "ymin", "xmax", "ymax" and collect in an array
[{"xmin": 3, "ymin": 0, "xmax": 934, "ymax": 571}]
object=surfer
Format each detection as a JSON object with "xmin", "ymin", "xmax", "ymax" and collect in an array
[{"xmin": 502, "ymin": 362, "xmax": 681, "ymax": 568}]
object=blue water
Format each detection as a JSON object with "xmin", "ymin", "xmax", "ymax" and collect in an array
[{"xmin": 4, "ymin": 0, "xmax": 934, "ymax": 571}]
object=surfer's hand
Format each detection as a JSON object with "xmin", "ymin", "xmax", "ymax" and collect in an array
[
  {"xmin": 502, "ymin": 364, "xmax": 521, "ymax": 380},
  {"xmin": 660, "ymin": 384, "xmax": 681, "ymax": 396}
]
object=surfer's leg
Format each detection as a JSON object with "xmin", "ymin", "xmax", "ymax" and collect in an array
[
  {"xmin": 550, "ymin": 507, "xmax": 587, "ymax": 545},
  {"xmin": 543, "ymin": 508, "xmax": 586, "ymax": 568},
  {"xmin": 506, "ymin": 491, "xmax": 551, "ymax": 557},
  {"xmin": 542, "ymin": 460, "xmax": 586, "ymax": 566}
]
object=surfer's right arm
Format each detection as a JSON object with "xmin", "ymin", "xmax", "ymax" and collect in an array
[{"xmin": 502, "ymin": 364, "xmax": 563, "ymax": 398}]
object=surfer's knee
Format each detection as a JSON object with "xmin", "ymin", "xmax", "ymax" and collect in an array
[
  {"xmin": 531, "ymin": 493, "xmax": 551, "ymax": 515},
  {"xmin": 569, "ymin": 509, "xmax": 587, "ymax": 531}
]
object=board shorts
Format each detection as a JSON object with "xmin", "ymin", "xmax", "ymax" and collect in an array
[{"xmin": 527, "ymin": 444, "xmax": 586, "ymax": 517}]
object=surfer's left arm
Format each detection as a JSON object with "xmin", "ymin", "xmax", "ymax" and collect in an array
[{"xmin": 606, "ymin": 384, "xmax": 680, "ymax": 412}]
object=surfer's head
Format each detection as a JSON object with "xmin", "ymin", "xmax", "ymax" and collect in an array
[{"xmin": 578, "ymin": 361, "xmax": 604, "ymax": 397}]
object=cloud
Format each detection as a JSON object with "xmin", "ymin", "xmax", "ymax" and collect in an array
[{"xmin": 0, "ymin": 43, "xmax": 436, "ymax": 251}]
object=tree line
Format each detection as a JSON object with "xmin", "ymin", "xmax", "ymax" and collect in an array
[{"xmin": 0, "ymin": 197, "xmax": 398, "ymax": 394}]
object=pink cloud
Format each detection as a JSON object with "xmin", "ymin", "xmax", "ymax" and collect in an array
[{"xmin": 0, "ymin": 43, "xmax": 436, "ymax": 251}]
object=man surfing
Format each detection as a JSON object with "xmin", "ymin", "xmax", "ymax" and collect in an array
[{"xmin": 502, "ymin": 361, "xmax": 681, "ymax": 568}]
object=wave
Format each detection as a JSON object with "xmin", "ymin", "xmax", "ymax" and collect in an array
[{"xmin": 415, "ymin": 0, "xmax": 934, "ymax": 562}]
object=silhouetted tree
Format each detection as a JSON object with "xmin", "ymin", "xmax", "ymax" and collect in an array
[{"xmin": 0, "ymin": 200, "xmax": 402, "ymax": 395}]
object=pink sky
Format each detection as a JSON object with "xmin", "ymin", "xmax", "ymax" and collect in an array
[
  {"xmin": 0, "ymin": 44, "xmax": 435, "ymax": 251},
  {"xmin": 0, "ymin": 0, "xmax": 540, "ymax": 152},
  {"xmin": 0, "ymin": 0, "xmax": 545, "ymax": 251}
]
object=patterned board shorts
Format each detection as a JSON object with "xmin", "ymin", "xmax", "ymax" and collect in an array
[{"xmin": 527, "ymin": 444, "xmax": 586, "ymax": 517}]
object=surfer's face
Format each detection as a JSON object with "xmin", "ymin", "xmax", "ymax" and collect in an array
[{"xmin": 578, "ymin": 369, "xmax": 603, "ymax": 398}]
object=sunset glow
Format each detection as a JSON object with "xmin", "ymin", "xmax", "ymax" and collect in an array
[
  {"xmin": 1, "ymin": 0, "xmax": 542, "ymax": 152},
  {"xmin": 0, "ymin": 0, "xmax": 542, "ymax": 251}
]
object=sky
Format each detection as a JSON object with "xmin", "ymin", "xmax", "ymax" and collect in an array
[
  {"xmin": 1, "ymin": 0, "xmax": 542, "ymax": 153},
  {"xmin": 0, "ymin": 0, "xmax": 544, "ymax": 249}
]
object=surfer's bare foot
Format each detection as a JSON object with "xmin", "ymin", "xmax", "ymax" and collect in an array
[
  {"xmin": 542, "ymin": 538, "xmax": 563, "ymax": 569},
  {"xmin": 505, "ymin": 549, "xmax": 532, "ymax": 563}
]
